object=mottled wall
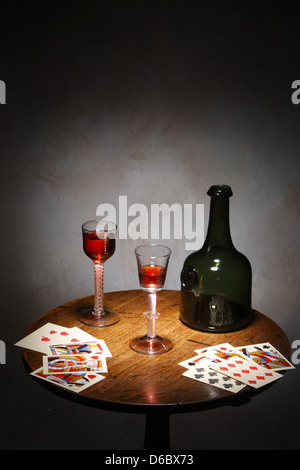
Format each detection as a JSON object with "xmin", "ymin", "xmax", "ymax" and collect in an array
[{"xmin": 1, "ymin": 1, "xmax": 300, "ymax": 450}]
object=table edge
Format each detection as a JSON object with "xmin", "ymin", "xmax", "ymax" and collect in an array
[{"xmin": 21, "ymin": 290, "xmax": 292, "ymax": 411}]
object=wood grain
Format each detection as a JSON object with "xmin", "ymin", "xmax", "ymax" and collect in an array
[{"xmin": 22, "ymin": 290, "xmax": 291, "ymax": 410}]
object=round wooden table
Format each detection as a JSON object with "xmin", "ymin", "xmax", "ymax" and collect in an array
[{"xmin": 22, "ymin": 290, "xmax": 290, "ymax": 449}]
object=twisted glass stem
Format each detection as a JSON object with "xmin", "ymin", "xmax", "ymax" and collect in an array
[
  {"xmin": 146, "ymin": 292, "xmax": 158, "ymax": 339},
  {"xmin": 93, "ymin": 262, "xmax": 104, "ymax": 316}
]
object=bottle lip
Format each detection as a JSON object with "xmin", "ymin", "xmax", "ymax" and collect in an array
[{"xmin": 207, "ymin": 185, "xmax": 233, "ymax": 198}]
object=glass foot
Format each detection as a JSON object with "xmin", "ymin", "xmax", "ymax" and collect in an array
[
  {"xmin": 78, "ymin": 309, "xmax": 120, "ymax": 327},
  {"xmin": 129, "ymin": 335, "xmax": 173, "ymax": 355}
]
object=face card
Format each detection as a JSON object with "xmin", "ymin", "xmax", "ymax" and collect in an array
[
  {"xmin": 195, "ymin": 343, "xmax": 250, "ymax": 363},
  {"xmin": 182, "ymin": 365, "xmax": 246, "ymax": 393},
  {"xmin": 179, "ymin": 343, "xmax": 248, "ymax": 369},
  {"xmin": 43, "ymin": 328, "xmax": 112, "ymax": 357},
  {"xmin": 30, "ymin": 367, "xmax": 105, "ymax": 392},
  {"xmin": 43, "ymin": 353, "xmax": 108, "ymax": 374},
  {"xmin": 236, "ymin": 342, "xmax": 294, "ymax": 371},
  {"xmin": 210, "ymin": 356, "xmax": 283, "ymax": 389},
  {"xmin": 49, "ymin": 340, "xmax": 110, "ymax": 357}
]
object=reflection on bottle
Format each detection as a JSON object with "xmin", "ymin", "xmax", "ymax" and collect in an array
[
  {"xmin": 209, "ymin": 295, "xmax": 233, "ymax": 327},
  {"xmin": 186, "ymin": 293, "xmax": 250, "ymax": 332}
]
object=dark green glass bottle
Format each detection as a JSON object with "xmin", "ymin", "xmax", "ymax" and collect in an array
[{"xmin": 180, "ymin": 185, "xmax": 252, "ymax": 333}]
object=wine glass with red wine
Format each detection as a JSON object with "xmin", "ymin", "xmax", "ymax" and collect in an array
[
  {"xmin": 129, "ymin": 244, "xmax": 173, "ymax": 354},
  {"xmin": 78, "ymin": 220, "xmax": 120, "ymax": 327}
]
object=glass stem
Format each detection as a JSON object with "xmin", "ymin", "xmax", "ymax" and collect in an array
[
  {"xmin": 147, "ymin": 292, "xmax": 157, "ymax": 340},
  {"xmin": 93, "ymin": 262, "xmax": 105, "ymax": 317}
]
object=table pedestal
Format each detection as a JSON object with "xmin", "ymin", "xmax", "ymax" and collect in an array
[{"xmin": 144, "ymin": 410, "xmax": 170, "ymax": 450}]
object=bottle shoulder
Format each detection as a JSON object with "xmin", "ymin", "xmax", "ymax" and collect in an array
[{"xmin": 183, "ymin": 247, "xmax": 252, "ymax": 270}]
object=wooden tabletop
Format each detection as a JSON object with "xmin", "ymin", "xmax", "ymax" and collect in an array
[{"xmin": 22, "ymin": 290, "xmax": 291, "ymax": 412}]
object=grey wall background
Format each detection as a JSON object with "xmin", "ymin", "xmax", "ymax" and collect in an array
[{"xmin": 1, "ymin": 1, "xmax": 300, "ymax": 450}]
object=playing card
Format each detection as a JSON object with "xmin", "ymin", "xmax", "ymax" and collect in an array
[
  {"xmin": 15, "ymin": 336, "xmax": 43, "ymax": 353},
  {"xmin": 30, "ymin": 367, "xmax": 106, "ymax": 392},
  {"xmin": 36, "ymin": 326, "xmax": 97, "ymax": 355},
  {"xmin": 179, "ymin": 343, "xmax": 247, "ymax": 369},
  {"xmin": 236, "ymin": 342, "xmax": 295, "ymax": 371},
  {"xmin": 68, "ymin": 333, "xmax": 112, "ymax": 357},
  {"xmin": 15, "ymin": 323, "xmax": 74, "ymax": 353},
  {"xmin": 49, "ymin": 340, "xmax": 111, "ymax": 357},
  {"xmin": 42, "ymin": 327, "xmax": 112, "ymax": 356},
  {"xmin": 65, "ymin": 327, "xmax": 100, "ymax": 344},
  {"xmin": 179, "ymin": 353, "xmax": 212, "ymax": 369},
  {"xmin": 194, "ymin": 342, "xmax": 250, "ymax": 362},
  {"xmin": 15, "ymin": 323, "xmax": 112, "ymax": 357},
  {"xmin": 193, "ymin": 343, "xmax": 236, "ymax": 356},
  {"xmin": 43, "ymin": 353, "xmax": 108, "ymax": 374},
  {"xmin": 210, "ymin": 356, "xmax": 283, "ymax": 389},
  {"xmin": 182, "ymin": 365, "xmax": 246, "ymax": 393}
]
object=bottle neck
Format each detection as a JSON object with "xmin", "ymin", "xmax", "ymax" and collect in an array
[{"xmin": 203, "ymin": 197, "xmax": 234, "ymax": 251}]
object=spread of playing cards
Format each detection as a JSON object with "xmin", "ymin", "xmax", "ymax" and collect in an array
[
  {"xmin": 16, "ymin": 323, "xmax": 295, "ymax": 396},
  {"xmin": 179, "ymin": 342, "xmax": 294, "ymax": 393},
  {"xmin": 15, "ymin": 323, "xmax": 112, "ymax": 393}
]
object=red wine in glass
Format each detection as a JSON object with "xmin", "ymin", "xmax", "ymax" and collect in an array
[
  {"xmin": 129, "ymin": 244, "xmax": 173, "ymax": 355},
  {"xmin": 83, "ymin": 232, "xmax": 115, "ymax": 263},
  {"xmin": 138, "ymin": 264, "xmax": 166, "ymax": 291},
  {"xmin": 78, "ymin": 220, "xmax": 120, "ymax": 328}
]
